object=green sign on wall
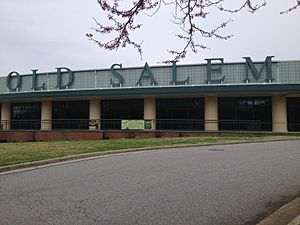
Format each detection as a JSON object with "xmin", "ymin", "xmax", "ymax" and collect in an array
[{"xmin": 121, "ymin": 120, "xmax": 145, "ymax": 130}]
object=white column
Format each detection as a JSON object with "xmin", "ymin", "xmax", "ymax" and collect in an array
[
  {"xmin": 144, "ymin": 97, "xmax": 156, "ymax": 129},
  {"xmin": 272, "ymin": 96, "xmax": 288, "ymax": 132},
  {"xmin": 89, "ymin": 99, "xmax": 101, "ymax": 130},
  {"xmin": 41, "ymin": 101, "xmax": 52, "ymax": 130},
  {"xmin": 1, "ymin": 103, "xmax": 11, "ymax": 130},
  {"xmin": 204, "ymin": 96, "xmax": 219, "ymax": 132}
]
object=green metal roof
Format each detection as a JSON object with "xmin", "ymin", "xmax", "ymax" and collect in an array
[{"xmin": 1, "ymin": 84, "xmax": 299, "ymax": 100}]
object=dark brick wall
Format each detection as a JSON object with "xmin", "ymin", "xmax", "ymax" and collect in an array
[
  {"xmin": 0, "ymin": 131, "xmax": 104, "ymax": 142},
  {"xmin": 0, "ymin": 130, "xmax": 217, "ymax": 142},
  {"xmin": 34, "ymin": 131, "xmax": 104, "ymax": 141},
  {"xmin": 0, "ymin": 131, "xmax": 35, "ymax": 142}
]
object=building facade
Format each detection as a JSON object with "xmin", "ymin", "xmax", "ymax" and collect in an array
[{"xmin": 1, "ymin": 57, "xmax": 300, "ymax": 140}]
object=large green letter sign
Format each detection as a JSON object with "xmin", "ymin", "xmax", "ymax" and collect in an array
[
  {"xmin": 31, "ymin": 69, "xmax": 46, "ymax": 91},
  {"xmin": 205, "ymin": 58, "xmax": 225, "ymax": 84},
  {"xmin": 110, "ymin": 64, "xmax": 124, "ymax": 87},
  {"xmin": 136, "ymin": 62, "xmax": 158, "ymax": 86},
  {"xmin": 170, "ymin": 61, "xmax": 189, "ymax": 85},
  {"xmin": 243, "ymin": 56, "xmax": 274, "ymax": 82},
  {"xmin": 6, "ymin": 71, "xmax": 21, "ymax": 92},
  {"xmin": 56, "ymin": 67, "xmax": 74, "ymax": 89}
]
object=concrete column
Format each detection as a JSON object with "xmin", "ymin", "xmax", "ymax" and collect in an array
[
  {"xmin": 272, "ymin": 96, "xmax": 288, "ymax": 132},
  {"xmin": 41, "ymin": 101, "xmax": 52, "ymax": 130},
  {"xmin": 1, "ymin": 103, "xmax": 11, "ymax": 130},
  {"xmin": 89, "ymin": 99, "xmax": 101, "ymax": 130},
  {"xmin": 144, "ymin": 97, "xmax": 156, "ymax": 130},
  {"xmin": 204, "ymin": 96, "xmax": 219, "ymax": 132}
]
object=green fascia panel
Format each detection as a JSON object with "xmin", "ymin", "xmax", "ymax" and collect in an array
[{"xmin": 0, "ymin": 84, "xmax": 300, "ymax": 100}]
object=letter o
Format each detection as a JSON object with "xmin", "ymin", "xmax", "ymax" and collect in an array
[{"xmin": 6, "ymin": 71, "xmax": 21, "ymax": 92}]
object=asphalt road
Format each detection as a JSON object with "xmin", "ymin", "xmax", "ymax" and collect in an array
[{"xmin": 1, "ymin": 140, "xmax": 300, "ymax": 225}]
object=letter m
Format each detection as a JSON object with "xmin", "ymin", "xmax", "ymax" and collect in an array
[{"xmin": 243, "ymin": 56, "xmax": 274, "ymax": 82}]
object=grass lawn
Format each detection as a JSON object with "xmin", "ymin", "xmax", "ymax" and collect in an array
[{"xmin": 0, "ymin": 133, "xmax": 300, "ymax": 167}]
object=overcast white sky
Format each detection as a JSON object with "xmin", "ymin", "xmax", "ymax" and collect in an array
[{"xmin": 0, "ymin": 0, "xmax": 299, "ymax": 75}]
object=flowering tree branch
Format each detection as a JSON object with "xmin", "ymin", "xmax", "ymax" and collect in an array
[
  {"xmin": 280, "ymin": 0, "xmax": 300, "ymax": 14},
  {"xmin": 86, "ymin": 0, "xmax": 299, "ymax": 62}
]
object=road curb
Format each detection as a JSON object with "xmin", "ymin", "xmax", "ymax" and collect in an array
[
  {"xmin": 257, "ymin": 198, "xmax": 300, "ymax": 225},
  {"xmin": 0, "ymin": 138, "xmax": 299, "ymax": 175},
  {"xmin": 288, "ymin": 215, "xmax": 300, "ymax": 225}
]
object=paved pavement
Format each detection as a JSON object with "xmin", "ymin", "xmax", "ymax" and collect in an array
[{"xmin": 0, "ymin": 140, "xmax": 300, "ymax": 225}]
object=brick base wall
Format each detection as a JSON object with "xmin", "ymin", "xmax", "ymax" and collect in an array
[{"xmin": 0, "ymin": 130, "xmax": 219, "ymax": 142}]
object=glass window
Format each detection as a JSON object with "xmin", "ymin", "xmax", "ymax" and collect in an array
[
  {"xmin": 101, "ymin": 99, "xmax": 144, "ymax": 130},
  {"xmin": 287, "ymin": 97, "xmax": 300, "ymax": 131},
  {"xmin": 219, "ymin": 97, "xmax": 272, "ymax": 131},
  {"xmin": 10, "ymin": 102, "xmax": 41, "ymax": 130},
  {"xmin": 156, "ymin": 98, "xmax": 204, "ymax": 130},
  {"xmin": 52, "ymin": 100, "xmax": 89, "ymax": 130}
]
